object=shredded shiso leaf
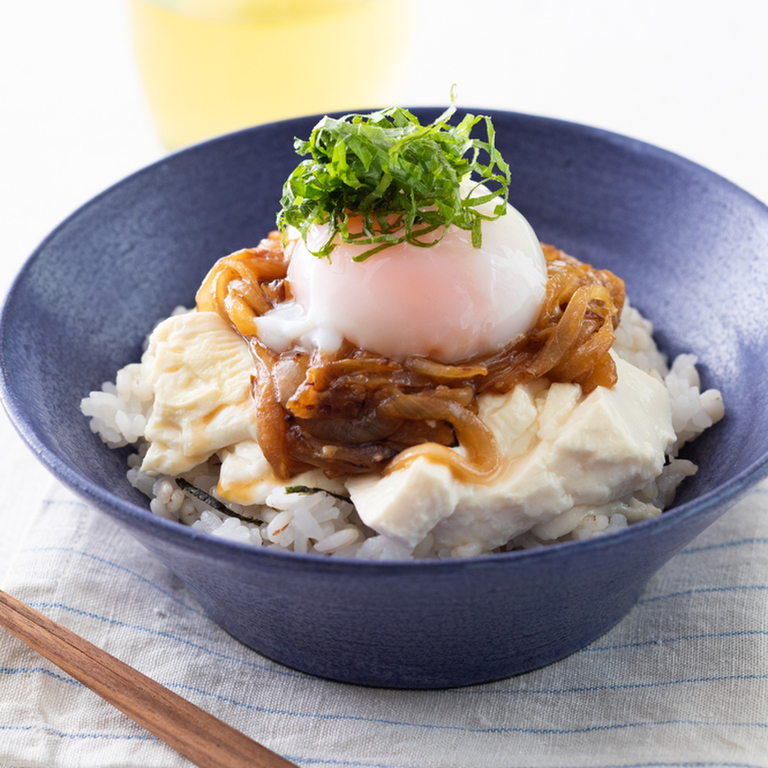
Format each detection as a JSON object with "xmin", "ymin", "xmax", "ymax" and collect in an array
[
  {"xmin": 277, "ymin": 103, "xmax": 511, "ymax": 261},
  {"xmin": 176, "ymin": 478, "xmax": 258, "ymax": 523},
  {"xmin": 285, "ymin": 485, "xmax": 351, "ymax": 502}
]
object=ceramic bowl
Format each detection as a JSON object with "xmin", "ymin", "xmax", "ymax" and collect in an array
[{"xmin": 2, "ymin": 109, "xmax": 767, "ymax": 688}]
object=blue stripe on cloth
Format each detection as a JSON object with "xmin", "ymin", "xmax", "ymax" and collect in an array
[
  {"xmin": 288, "ymin": 759, "xmax": 455, "ymax": 768},
  {"xmin": 454, "ymin": 720, "xmax": 768, "ymax": 737},
  {"xmin": 25, "ymin": 601, "xmax": 312, "ymax": 680},
  {"xmin": 639, "ymin": 586, "xmax": 768, "ymax": 604},
  {"xmin": 18, "ymin": 546, "xmax": 205, "ymax": 616},
  {"xmin": 585, "ymin": 629, "xmax": 768, "ymax": 652},
  {"xmin": 0, "ymin": 667, "xmax": 79, "ymax": 686},
  {"xmin": 446, "ymin": 673, "xmax": 768, "ymax": 696},
  {"xmin": 0, "ymin": 724, "xmax": 156, "ymax": 741},
  {"xmin": 289, "ymin": 761, "xmax": 768, "ymax": 768},
  {"xmin": 40, "ymin": 499, "xmax": 90, "ymax": 508},
  {"xmin": 679, "ymin": 539, "xmax": 768, "ymax": 556}
]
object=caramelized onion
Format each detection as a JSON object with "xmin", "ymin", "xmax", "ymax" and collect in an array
[
  {"xmin": 196, "ymin": 247, "xmax": 287, "ymax": 336},
  {"xmin": 248, "ymin": 342, "xmax": 307, "ymax": 480},
  {"xmin": 197, "ymin": 235, "xmax": 625, "ymax": 481},
  {"xmin": 379, "ymin": 394, "xmax": 499, "ymax": 482},
  {"xmin": 406, "ymin": 357, "xmax": 488, "ymax": 381}
]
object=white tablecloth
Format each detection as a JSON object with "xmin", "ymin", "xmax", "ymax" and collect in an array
[{"xmin": 2, "ymin": 2, "xmax": 768, "ymax": 766}]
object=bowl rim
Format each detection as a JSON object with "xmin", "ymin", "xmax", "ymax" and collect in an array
[{"xmin": 2, "ymin": 107, "xmax": 768, "ymax": 572}]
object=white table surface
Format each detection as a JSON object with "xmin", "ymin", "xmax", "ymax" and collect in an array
[{"xmin": 1, "ymin": 1, "xmax": 767, "ymax": 765}]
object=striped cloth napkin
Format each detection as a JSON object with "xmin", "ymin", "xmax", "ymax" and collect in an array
[{"xmin": 1, "ymin": 409, "xmax": 768, "ymax": 768}]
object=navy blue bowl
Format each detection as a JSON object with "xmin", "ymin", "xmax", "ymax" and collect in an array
[{"xmin": 2, "ymin": 109, "xmax": 768, "ymax": 688}]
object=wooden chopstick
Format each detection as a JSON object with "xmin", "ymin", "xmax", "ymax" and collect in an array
[{"xmin": 0, "ymin": 589, "xmax": 296, "ymax": 768}]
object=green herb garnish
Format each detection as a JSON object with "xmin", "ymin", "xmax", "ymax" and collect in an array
[
  {"xmin": 176, "ymin": 477, "xmax": 258, "ymax": 523},
  {"xmin": 277, "ymin": 102, "xmax": 511, "ymax": 261},
  {"xmin": 285, "ymin": 485, "xmax": 351, "ymax": 503}
]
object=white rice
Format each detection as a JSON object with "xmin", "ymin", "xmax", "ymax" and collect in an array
[{"xmin": 81, "ymin": 300, "xmax": 724, "ymax": 559}]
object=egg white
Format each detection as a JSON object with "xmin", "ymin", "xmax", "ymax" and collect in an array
[{"xmin": 256, "ymin": 188, "xmax": 547, "ymax": 362}]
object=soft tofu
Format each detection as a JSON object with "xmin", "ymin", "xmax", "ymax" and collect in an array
[
  {"xmin": 140, "ymin": 311, "xmax": 347, "ymax": 504},
  {"xmin": 346, "ymin": 460, "xmax": 460, "ymax": 545},
  {"xmin": 216, "ymin": 439, "xmax": 277, "ymax": 505},
  {"xmin": 141, "ymin": 311, "xmax": 262, "ymax": 476},
  {"xmin": 347, "ymin": 354, "xmax": 675, "ymax": 552},
  {"xmin": 345, "ymin": 380, "xmax": 542, "ymax": 546},
  {"xmin": 139, "ymin": 313, "xmax": 676, "ymax": 553},
  {"xmin": 217, "ymin": 439, "xmax": 345, "ymax": 506}
]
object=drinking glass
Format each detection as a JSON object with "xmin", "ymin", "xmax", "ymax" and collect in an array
[{"xmin": 128, "ymin": 0, "xmax": 411, "ymax": 149}]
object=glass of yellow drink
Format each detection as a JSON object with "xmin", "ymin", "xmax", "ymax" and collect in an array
[{"xmin": 128, "ymin": 0, "xmax": 412, "ymax": 150}]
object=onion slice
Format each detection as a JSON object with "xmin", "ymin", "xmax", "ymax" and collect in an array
[{"xmin": 196, "ymin": 236, "xmax": 625, "ymax": 481}]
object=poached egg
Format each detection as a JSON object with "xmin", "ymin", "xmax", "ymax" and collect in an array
[{"xmin": 255, "ymin": 187, "xmax": 547, "ymax": 362}]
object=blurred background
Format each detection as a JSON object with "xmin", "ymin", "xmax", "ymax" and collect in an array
[{"xmin": 1, "ymin": 0, "xmax": 767, "ymax": 300}]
